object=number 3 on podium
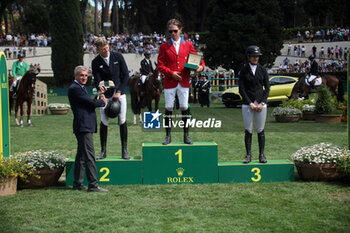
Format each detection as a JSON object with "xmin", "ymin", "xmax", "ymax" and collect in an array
[{"xmin": 251, "ymin": 167, "xmax": 261, "ymax": 182}]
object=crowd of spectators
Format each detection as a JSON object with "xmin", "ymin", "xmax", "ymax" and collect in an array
[
  {"xmin": 1, "ymin": 33, "xmax": 50, "ymax": 59},
  {"xmin": 83, "ymin": 32, "xmax": 201, "ymax": 55},
  {"xmin": 286, "ymin": 43, "xmax": 349, "ymax": 60},
  {"xmin": 0, "ymin": 33, "xmax": 50, "ymax": 47},
  {"xmin": 277, "ymin": 58, "xmax": 347, "ymax": 74},
  {"xmin": 295, "ymin": 27, "xmax": 349, "ymax": 43}
]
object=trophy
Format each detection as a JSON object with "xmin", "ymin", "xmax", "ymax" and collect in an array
[
  {"xmin": 99, "ymin": 80, "xmax": 115, "ymax": 89},
  {"xmin": 184, "ymin": 53, "xmax": 202, "ymax": 70}
]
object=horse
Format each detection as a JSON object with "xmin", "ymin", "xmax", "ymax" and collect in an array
[
  {"xmin": 129, "ymin": 69, "xmax": 162, "ymax": 124},
  {"xmin": 8, "ymin": 65, "xmax": 40, "ymax": 127},
  {"xmin": 290, "ymin": 74, "xmax": 344, "ymax": 102}
]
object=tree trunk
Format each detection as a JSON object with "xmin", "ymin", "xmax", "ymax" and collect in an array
[
  {"xmin": 4, "ymin": 10, "xmax": 8, "ymax": 34},
  {"xmin": 101, "ymin": 0, "xmax": 112, "ymax": 35},
  {"xmin": 94, "ymin": 0, "xmax": 98, "ymax": 34},
  {"xmin": 111, "ymin": 0, "xmax": 119, "ymax": 34},
  {"xmin": 81, "ymin": 0, "xmax": 88, "ymax": 34}
]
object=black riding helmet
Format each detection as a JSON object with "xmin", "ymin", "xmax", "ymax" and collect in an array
[
  {"xmin": 309, "ymin": 55, "xmax": 315, "ymax": 60},
  {"xmin": 104, "ymin": 100, "xmax": 121, "ymax": 118},
  {"xmin": 246, "ymin": 45, "xmax": 262, "ymax": 56}
]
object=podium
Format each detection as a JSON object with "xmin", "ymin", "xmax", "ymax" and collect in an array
[
  {"xmin": 65, "ymin": 142, "xmax": 295, "ymax": 186},
  {"xmin": 142, "ymin": 142, "xmax": 218, "ymax": 184},
  {"xmin": 65, "ymin": 156, "xmax": 142, "ymax": 186},
  {"xmin": 219, "ymin": 160, "xmax": 295, "ymax": 183}
]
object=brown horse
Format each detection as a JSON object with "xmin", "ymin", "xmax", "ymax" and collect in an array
[
  {"xmin": 129, "ymin": 69, "xmax": 162, "ymax": 124},
  {"xmin": 290, "ymin": 74, "xmax": 344, "ymax": 102},
  {"xmin": 9, "ymin": 65, "xmax": 40, "ymax": 127}
]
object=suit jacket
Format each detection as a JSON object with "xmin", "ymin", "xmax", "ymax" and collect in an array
[
  {"xmin": 92, "ymin": 51, "xmax": 129, "ymax": 97},
  {"xmin": 68, "ymin": 81, "xmax": 106, "ymax": 134},
  {"xmin": 239, "ymin": 63, "xmax": 270, "ymax": 105},
  {"xmin": 157, "ymin": 39, "xmax": 205, "ymax": 89},
  {"xmin": 140, "ymin": 58, "xmax": 154, "ymax": 75}
]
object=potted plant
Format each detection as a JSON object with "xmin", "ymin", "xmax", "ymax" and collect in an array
[
  {"xmin": 301, "ymin": 97, "xmax": 316, "ymax": 120},
  {"xmin": 48, "ymin": 103, "xmax": 71, "ymax": 115},
  {"xmin": 291, "ymin": 143, "xmax": 348, "ymax": 181},
  {"xmin": 302, "ymin": 104, "xmax": 316, "ymax": 120},
  {"xmin": 11, "ymin": 150, "xmax": 67, "ymax": 189},
  {"xmin": 337, "ymin": 153, "xmax": 350, "ymax": 182},
  {"xmin": 271, "ymin": 106, "xmax": 302, "ymax": 122},
  {"xmin": 0, "ymin": 157, "xmax": 35, "ymax": 196},
  {"xmin": 314, "ymin": 85, "xmax": 342, "ymax": 123}
]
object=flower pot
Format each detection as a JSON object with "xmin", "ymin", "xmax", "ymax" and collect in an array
[
  {"xmin": 274, "ymin": 114, "xmax": 300, "ymax": 122},
  {"xmin": 302, "ymin": 111, "xmax": 316, "ymax": 120},
  {"xmin": 315, "ymin": 114, "xmax": 342, "ymax": 124},
  {"xmin": 49, "ymin": 107, "xmax": 69, "ymax": 115},
  {"xmin": 295, "ymin": 162, "xmax": 343, "ymax": 181},
  {"xmin": 0, "ymin": 177, "xmax": 17, "ymax": 196},
  {"xmin": 18, "ymin": 167, "xmax": 64, "ymax": 189}
]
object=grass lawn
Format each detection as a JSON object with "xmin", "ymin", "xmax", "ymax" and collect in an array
[{"xmin": 1, "ymin": 95, "xmax": 349, "ymax": 233}]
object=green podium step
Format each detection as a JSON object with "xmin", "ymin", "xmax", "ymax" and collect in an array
[
  {"xmin": 142, "ymin": 142, "xmax": 218, "ymax": 184},
  {"xmin": 65, "ymin": 156, "xmax": 142, "ymax": 186},
  {"xmin": 218, "ymin": 160, "xmax": 294, "ymax": 183}
]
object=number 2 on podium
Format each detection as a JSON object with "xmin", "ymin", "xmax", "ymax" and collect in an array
[{"xmin": 175, "ymin": 149, "xmax": 182, "ymax": 163}]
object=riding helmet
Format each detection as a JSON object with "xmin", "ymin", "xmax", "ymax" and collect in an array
[
  {"xmin": 246, "ymin": 45, "xmax": 262, "ymax": 56},
  {"xmin": 144, "ymin": 51, "xmax": 151, "ymax": 56},
  {"xmin": 104, "ymin": 100, "xmax": 121, "ymax": 118},
  {"xmin": 308, "ymin": 55, "xmax": 315, "ymax": 60}
]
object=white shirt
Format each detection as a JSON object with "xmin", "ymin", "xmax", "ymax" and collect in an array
[
  {"xmin": 249, "ymin": 63, "xmax": 257, "ymax": 75},
  {"xmin": 100, "ymin": 53, "xmax": 110, "ymax": 66},
  {"xmin": 172, "ymin": 38, "xmax": 180, "ymax": 54}
]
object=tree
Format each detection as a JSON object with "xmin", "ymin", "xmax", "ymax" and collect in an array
[
  {"xmin": 80, "ymin": 0, "xmax": 89, "ymax": 34},
  {"xmin": 111, "ymin": 0, "xmax": 119, "ymax": 34},
  {"xmin": 203, "ymin": 0, "xmax": 283, "ymax": 74},
  {"xmin": 50, "ymin": 0, "xmax": 83, "ymax": 87}
]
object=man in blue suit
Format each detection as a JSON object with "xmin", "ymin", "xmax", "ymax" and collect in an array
[{"xmin": 68, "ymin": 65, "xmax": 108, "ymax": 192}]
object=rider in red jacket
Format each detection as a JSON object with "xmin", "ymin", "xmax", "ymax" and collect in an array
[{"xmin": 157, "ymin": 19, "xmax": 205, "ymax": 145}]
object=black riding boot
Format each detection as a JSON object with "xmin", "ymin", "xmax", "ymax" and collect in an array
[
  {"xmin": 162, "ymin": 110, "xmax": 172, "ymax": 145},
  {"xmin": 12, "ymin": 85, "xmax": 18, "ymax": 99},
  {"xmin": 182, "ymin": 110, "xmax": 193, "ymax": 144},
  {"xmin": 243, "ymin": 130, "xmax": 252, "ymax": 163},
  {"xmin": 120, "ymin": 122, "xmax": 130, "ymax": 160},
  {"xmin": 258, "ymin": 130, "xmax": 267, "ymax": 163},
  {"xmin": 97, "ymin": 122, "xmax": 108, "ymax": 160}
]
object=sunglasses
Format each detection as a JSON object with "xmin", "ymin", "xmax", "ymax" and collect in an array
[{"xmin": 168, "ymin": 30, "xmax": 178, "ymax": 34}]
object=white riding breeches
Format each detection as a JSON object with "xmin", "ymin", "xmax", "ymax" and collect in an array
[
  {"xmin": 306, "ymin": 75, "xmax": 322, "ymax": 86},
  {"xmin": 100, "ymin": 93, "xmax": 127, "ymax": 126},
  {"xmin": 164, "ymin": 83, "xmax": 189, "ymax": 111},
  {"xmin": 141, "ymin": 75, "xmax": 147, "ymax": 84},
  {"xmin": 11, "ymin": 76, "xmax": 22, "ymax": 87},
  {"xmin": 242, "ymin": 104, "xmax": 267, "ymax": 134}
]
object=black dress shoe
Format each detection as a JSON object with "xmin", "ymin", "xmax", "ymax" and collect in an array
[
  {"xmin": 73, "ymin": 185, "xmax": 87, "ymax": 191},
  {"xmin": 87, "ymin": 186, "xmax": 108, "ymax": 192},
  {"xmin": 162, "ymin": 136, "xmax": 171, "ymax": 145}
]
